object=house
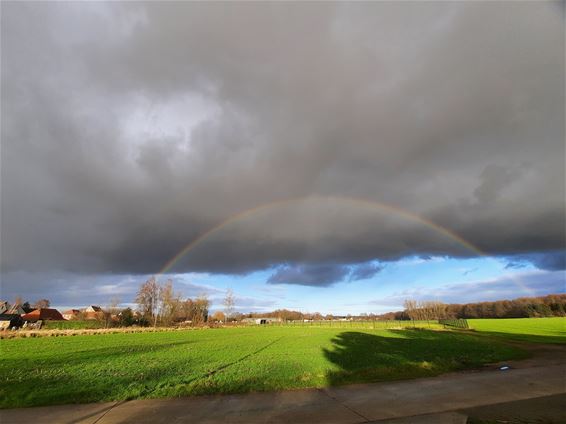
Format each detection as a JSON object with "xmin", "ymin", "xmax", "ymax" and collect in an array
[
  {"xmin": 62, "ymin": 309, "xmax": 81, "ymax": 320},
  {"xmin": 21, "ymin": 308, "xmax": 65, "ymax": 322},
  {"xmin": 0, "ymin": 301, "xmax": 9, "ymax": 314},
  {"xmin": 84, "ymin": 305, "xmax": 105, "ymax": 320},
  {"xmin": 85, "ymin": 305, "xmax": 103, "ymax": 313},
  {"xmin": 0, "ymin": 314, "xmax": 24, "ymax": 330}
]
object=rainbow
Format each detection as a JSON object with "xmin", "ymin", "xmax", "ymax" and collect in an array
[{"xmin": 157, "ymin": 195, "xmax": 531, "ymax": 294}]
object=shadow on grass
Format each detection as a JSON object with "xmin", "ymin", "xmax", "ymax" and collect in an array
[
  {"xmin": 1, "ymin": 329, "xmax": 533, "ymax": 410},
  {"xmin": 323, "ymin": 329, "xmax": 527, "ymax": 386}
]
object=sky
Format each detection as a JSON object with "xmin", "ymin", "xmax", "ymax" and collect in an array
[{"xmin": 1, "ymin": 1, "xmax": 564, "ymax": 314}]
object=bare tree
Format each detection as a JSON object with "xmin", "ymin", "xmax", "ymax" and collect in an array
[
  {"xmin": 193, "ymin": 294, "xmax": 210, "ymax": 325},
  {"xmin": 404, "ymin": 299, "xmax": 447, "ymax": 322},
  {"xmin": 210, "ymin": 311, "xmax": 226, "ymax": 323},
  {"xmin": 223, "ymin": 288, "xmax": 235, "ymax": 320},
  {"xmin": 135, "ymin": 277, "xmax": 160, "ymax": 326},
  {"xmin": 180, "ymin": 298, "xmax": 194, "ymax": 322},
  {"xmin": 107, "ymin": 297, "xmax": 122, "ymax": 314},
  {"xmin": 33, "ymin": 299, "xmax": 50, "ymax": 309},
  {"xmin": 159, "ymin": 280, "xmax": 181, "ymax": 326},
  {"xmin": 404, "ymin": 299, "xmax": 418, "ymax": 321},
  {"xmin": 430, "ymin": 301, "xmax": 447, "ymax": 320},
  {"xmin": 102, "ymin": 297, "xmax": 122, "ymax": 328}
]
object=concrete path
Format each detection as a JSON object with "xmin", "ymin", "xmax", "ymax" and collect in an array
[{"xmin": 2, "ymin": 359, "xmax": 565, "ymax": 424}]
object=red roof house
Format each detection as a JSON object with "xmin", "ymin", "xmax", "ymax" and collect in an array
[
  {"xmin": 62, "ymin": 309, "xmax": 81, "ymax": 320},
  {"xmin": 84, "ymin": 305, "xmax": 105, "ymax": 320},
  {"xmin": 21, "ymin": 308, "xmax": 65, "ymax": 321}
]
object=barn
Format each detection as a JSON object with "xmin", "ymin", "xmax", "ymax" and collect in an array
[{"xmin": 21, "ymin": 308, "xmax": 65, "ymax": 322}]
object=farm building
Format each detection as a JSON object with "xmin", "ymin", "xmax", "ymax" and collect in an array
[
  {"xmin": 242, "ymin": 317, "xmax": 281, "ymax": 325},
  {"xmin": 332, "ymin": 316, "xmax": 352, "ymax": 321},
  {"xmin": 21, "ymin": 308, "xmax": 65, "ymax": 322},
  {"xmin": 0, "ymin": 301, "xmax": 8, "ymax": 314},
  {"xmin": 62, "ymin": 309, "xmax": 81, "ymax": 320},
  {"xmin": 0, "ymin": 314, "xmax": 24, "ymax": 330},
  {"xmin": 85, "ymin": 305, "xmax": 102, "ymax": 313}
]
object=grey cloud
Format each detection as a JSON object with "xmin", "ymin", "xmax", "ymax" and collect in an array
[
  {"xmin": 266, "ymin": 261, "xmax": 383, "ymax": 287},
  {"xmin": 1, "ymin": 2, "xmax": 564, "ymax": 284},
  {"xmin": 462, "ymin": 267, "xmax": 478, "ymax": 276},
  {"xmin": 473, "ymin": 164, "xmax": 524, "ymax": 205},
  {"xmin": 505, "ymin": 262, "xmax": 528, "ymax": 270},
  {"xmin": 349, "ymin": 263, "xmax": 384, "ymax": 281},
  {"xmin": 208, "ymin": 295, "xmax": 278, "ymax": 314},
  {"xmin": 527, "ymin": 252, "xmax": 566, "ymax": 271},
  {"xmin": 267, "ymin": 264, "xmax": 350, "ymax": 287},
  {"xmin": 505, "ymin": 251, "xmax": 566, "ymax": 271},
  {"xmin": 0, "ymin": 271, "xmax": 221, "ymax": 307}
]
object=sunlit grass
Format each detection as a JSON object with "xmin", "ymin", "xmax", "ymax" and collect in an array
[
  {"xmin": 0, "ymin": 326, "xmax": 527, "ymax": 408},
  {"xmin": 469, "ymin": 317, "xmax": 566, "ymax": 344}
]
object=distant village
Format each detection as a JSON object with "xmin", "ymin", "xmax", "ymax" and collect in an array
[
  {"xmin": 0, "ymin": 298, "xmax": 354, "ymax": 331},
  {"xmin": 0, "ymin": 300, "xmax": 129, "ymax": 330}
]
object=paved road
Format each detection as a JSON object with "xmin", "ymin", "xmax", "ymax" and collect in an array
[{"xmin": 2, "ymin": 357, "xmax": 565, "ymax": 424}]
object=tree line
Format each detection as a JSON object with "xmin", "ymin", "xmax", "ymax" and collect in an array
[
  {"xmin": 198, "ymin": 293, "xmax": 566, "ymax": 323},
  {"xmin": 380, "ymin": 294, "xmax": 566, "ymax": 321},
  {"xmin": 442, "ymin": 294, "xmax": 566, "ymax": 319}
]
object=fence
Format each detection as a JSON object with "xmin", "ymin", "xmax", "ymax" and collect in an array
[
  {"xmin": 243, "ymin": 319, "xmax": 442, "ymax": 329},
  {"xmin": 438, "ymin": 319, "xmax": 469, "ymax": 329}
]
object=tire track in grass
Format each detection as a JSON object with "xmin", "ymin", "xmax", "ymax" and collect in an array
[
  {"xmin": 146, "ymin": 336, "xmax": 285, "ymax": 396},
  {"xmin": 200, "ymin": 335, "xmax": 285, "ymax": 378}
]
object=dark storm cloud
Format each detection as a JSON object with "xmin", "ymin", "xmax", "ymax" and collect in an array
[
  {"xmin": 505, "ymin": 251, "xmax": 566, "ymax": 271},
  {"xmin": 267, "ymin": 264, "xmax": 350, "ymax": 287},
  {"xmin": 267, "ymin": 263, "xmax": 384, "ymax": 287},
  {"xmin": 266, "ymin": 261, "xmax": 383, "ymax": 287},
  {"xmin": 1, "ymin": 2, "xmax": 564, "ymax": 288},
  {"xmin": 349, "ymin": 263, "xmax": 384, "ymax": 282}
]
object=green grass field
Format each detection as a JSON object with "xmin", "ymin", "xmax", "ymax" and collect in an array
[
  {"xmin": 469, "ymin": 317, "xmax": 566, "ymax": 344},
  {"xmin": 0, "ymin": 326, "xmax": 527, "ymax": 408}
]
